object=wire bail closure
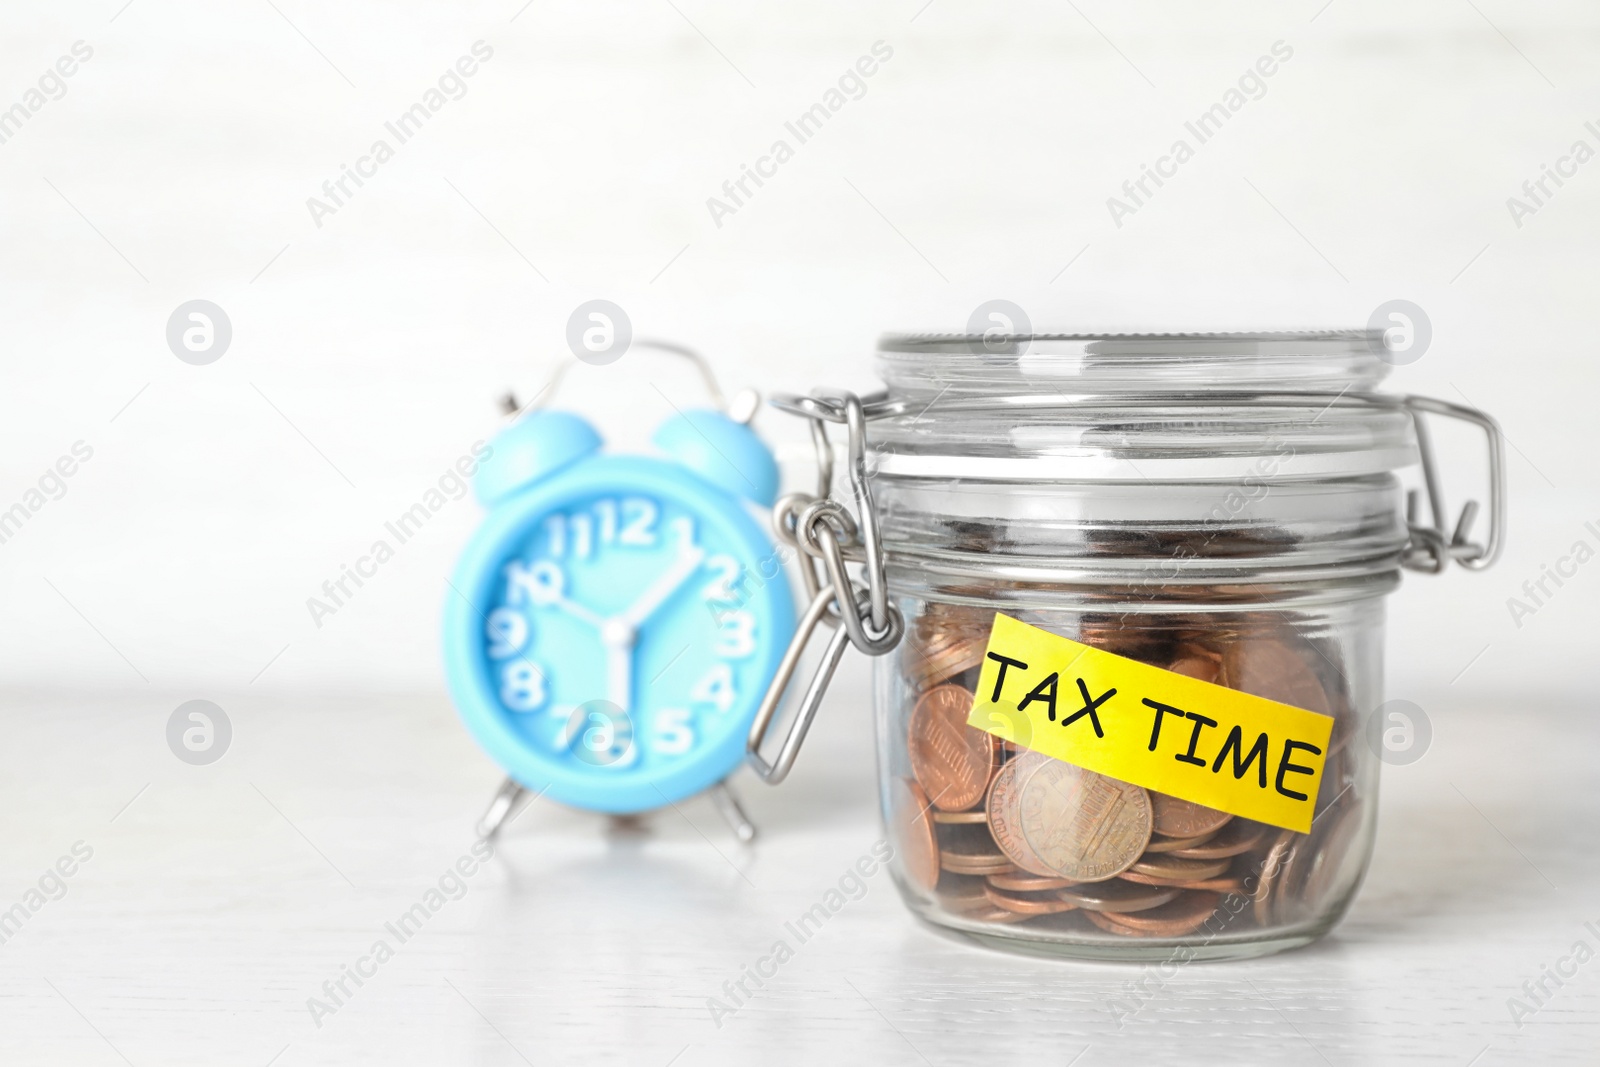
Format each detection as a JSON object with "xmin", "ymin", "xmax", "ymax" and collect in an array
[
  {"xmin": 1399, "ymin": 395, "xmax": 1505, "ymax": 574},
  {"xmin": 746, "ymin": 391, "xmax": 904, "ymax": 784}
]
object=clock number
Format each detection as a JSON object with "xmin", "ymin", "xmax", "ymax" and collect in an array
[
  {"xmin": 543, "ymin": 498, "xmax": 667, "ymax": 559},
  {"xmin": 668, "ymin": 515, "xmax": 697, "ymax": 551},
  {"xmin": 500, "ymin": 661, "xmax": 548, "ymax": 712},
  {"xmin": 570, "ymin": 513, "xmax": 594, "ymax": 560},
  {"xmin": 701, "ymin": 554, "xmax": 743, "ymax": 603},
  {"xmin": 505, "ymin": 560, "xmax": 565, "ymax": 606},
  {"xmin": 619, "ymin": 497, "xmax": 658, "ymax": 546},
  {"xmin": 565, "ymin": 706, "xmax": 637, "ymax": 767},
  {"xmin": 544, "ymin": 514, "xmax": 566, "ymax": 558},
  {"xmin": 690, "ymin": 664, "xmax": 737, "ymax": 713},
  {"xmin": 652, "ymin": 707, "xmax": 695, "ymax": 756},
  {"xmin": 594, "ymin": 499, "xmax": 618, "ymax": 546},
  {"xmin": 714, "ymin": 610, "xmax": 757, "ymax": 658},
  {"xmin": 485, "ymin": 608, "xmax": 529, "ymax": 659}
]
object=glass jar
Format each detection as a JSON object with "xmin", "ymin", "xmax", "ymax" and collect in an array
[{"xmin": 750, "ymin": 331, "xmax": 1504, "ymax": 962}]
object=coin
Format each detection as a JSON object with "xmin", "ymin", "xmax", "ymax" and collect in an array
[
  {"xmin": 1222, "ymin": 636, "xmax": 1331, "ymax": 715},
  {"xmin": 933, "ymin": 809, "xmax": 990, "ymax": 825},
  {"xmin": 1180, "ymin": 873, "xmax": 1250, "ymax": 894},
  {"xmin": 939, "ymin": 828, "xmax": 1016, "ymax": 876},
  {"xmin": 1175, "ymin": 638, "xmax": 1224, "ymax": 665},
  {"xmin": 942, "ymin": 855, "xmax": 1016, "ymax": 876},
  {"xmin": 1077, "ymin": 615, "xmax": 1173, "ymax": 665},
  {"xmin": 963, "ymin": 905, "xmax": 1033, "ymax": 924},
  {"xmin": 917, "ymin": 601, "xmax": 994, "ymax": 637},
  {"xmin": 987, "ymin": 871, "xmax": 1081, "ymax": 892},
  {"xmin": 1167, "ymin": 650, "xmax": 1221, "ymax": 684},
  {"xmin": 1093, "ymin": 891, "xmax": 1223, "ymax": 937},
  {"xmin": 1299, "ymin": 798, "xmax": 1365, "ymax": 906},
  {"xmin": 910, "ymin": 635, "xmax": 987, "ymax": 691},
  {"xmin": 984, "ymin": 751, "xmax": 1057, "ymax": 876},
  {"xmin": 889, "ymin": 778, "xmax": 940, "ymax": 894},
  {"xmin": 1149, "ymin": 793, "xmax": 1233, "ymax": 838},
  {"xmin": 983, "ymin": 882, "xmax": 1079, "ymax": 916},
  {"xmin": 1252, "ymin": 828, "xmax": 1300, "ymax": 927},
  {"xmin": 909, "ymin": 684, "xmax": 994, "ymax": 812},
  {"xmin": 1168, "ymin": 819, "xmax": 1267, "ymax": 860},
  {"xmin": 1084, "ymin": 909, "xmax": 1145, "ymax": 936},
  {"xmin": 1019, "ymin": 760, "xmax": 1153, "ymax": 882},
  {"xmin": 1057, "ymin": 880, "xmax": 1180, "ymax": 913},
  {"xmin": 1122, "ymin": 854, "xmax": 1231, "ymax": 885},
  {"xmin": 935, "ymin": 878, "xmax": 993, "ymax": 915},
  {"xmin": 905, "ymin": 606, "xmax": 992, "ymax": 686},
  {"xmin": 1143, "ymin": 830, "xmax": 1219, "ymax": 854},
  {"xmin": 1280, "ymin": 790, "xmax": 1364, "ymax": 927}
]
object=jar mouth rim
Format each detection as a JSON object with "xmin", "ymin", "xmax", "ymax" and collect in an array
[
  {"xmin": 876, "ymin": 330, "xmax": 1393, "ymax": 395},
  {"xmin": 879, "ymin": 330, "xmax": 1379, "ymax": 351}
]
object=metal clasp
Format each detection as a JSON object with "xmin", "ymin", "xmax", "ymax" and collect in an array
[
  {"xmin": 746, "ymin": 391, "xmax": 904, "ymax": 783},
  {"xmin": 1400, "ymin": 395, "xmax": 1506, "ymax": 574}
]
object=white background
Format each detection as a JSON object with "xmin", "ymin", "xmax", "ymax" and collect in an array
[{"xmin": 0, "ymin": 0, "xmax": 1595, "ymax": 701}]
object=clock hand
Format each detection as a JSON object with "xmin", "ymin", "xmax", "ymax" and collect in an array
[
  {"xmin": 616, "ymin": 544, "xmax": 707, "ymax": 631},
  {"xmin": 551, "ymin": 594, "xmax": 606, "ymax": 630},
  {"xmin": 509, "ymin": 561, "xmax": 606, "ymax": 629},
  {"xmin": 597, "ymin": 618, "xmax": 637, "ymax": 767},
  {"xmin": 605, "ymin": 641, "xmax": 633, "ymax": 717}
]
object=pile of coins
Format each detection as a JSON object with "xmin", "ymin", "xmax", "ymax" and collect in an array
[{"xmin": 889, "ymin": 605, "xmax": 1364, "ymax": 940}]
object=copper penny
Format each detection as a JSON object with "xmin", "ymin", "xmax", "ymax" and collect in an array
[
  {"xmin": 1252, "ymin": 828, "xmax": 1300, "ymax": 927},
  {"xmin": 1084, "ymin": 909, "xmax": 1145, "ymax": 936},
  {"xmin": 905, "ymin": 606, "xmax": 991, "ymax": 688},
  {"xmin": 909, "ymin": 635, "xmax": 986, "ymax": 691},
  {"xmin": 1222, "ymin": 636, "xmax": 1331, "ymax": 715},
  {"xmin": 933, "ymin": 810, "xmax": 989, "ymax": 825},
  {"xmin": 935, "ymin": 878, "xmax": 992, "ymax": 915},
  {"xmin": 889, "ymin": 778, "xmax": 940, "ymax": 894},
  {"xmin": 987, "ymin": 871, "xmax": 1081, "ymax": 892},
  {"xmin": 909, "ymin": 684, "xmax": 993, "ymax": 812},
  {"xmin": 1099, "ymin": 891, "xmax": 1223, "ymax": 937},
  {"xmin": 963, "ymin": 905, "xmax": 1033, "ymax": 925},
  {"xmin": 1121, "ymin": 854, "xmax": 1230, "ymax": 886},
  {"xmin": 1181, "ymin": 873, "xmax": 1250, "ymax": 894},
  {"xmin": 1278, "ymin": 792, "xmax": 1364, "ymax": 928},
  {"xmin": 1056, "ymin": 880, "xmax": 1180, "ymax": 913},
  {"xmin": 1143, "ymin": 830, "xmax": 1219, "ymax": 854},
  {"xmin": 1149, "ymin": 792, "xmax": 1233, "ymax": 838},
  {"xmin": 941, "ymin": 855, "xmax": 1016, "ymax": 876},
  {"xmin": 1169, "ymin": 819, "xmax": 1267, "ymax": 860},
  {"xmin": 1076, "ymin": 616, "xmax": 1173, "ymax": 665},
  {"xmin": 984, "ymin": 752, "xmax": 1057, "ymax": 876},
  {"xmin": 939, "ymin": 828, "xmax": 1015, "ymax": 875},
  {"xmin": 1019, "ymin": 761, "xmax": 1152, "ymax": 882},
  {"xmin": 1167, "ymin": 650, "xmax": 1221, "ymax": 684},
  {"xmin": 1299, "ymin": 798, "xmax": 1365, "ymax": 906},
  {"xmin": 983, "ymin": 882, "xmax": 1079, "ymax": 916}
]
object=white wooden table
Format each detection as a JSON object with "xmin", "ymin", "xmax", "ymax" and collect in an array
[{"xmin": 1, "ymin": 673, "xmax": 1593, "ymax": 1065}]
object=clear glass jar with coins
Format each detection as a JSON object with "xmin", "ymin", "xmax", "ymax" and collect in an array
[{"xmin": 750, "ymin": 332, "xmax": 1505, "ymax": 962}]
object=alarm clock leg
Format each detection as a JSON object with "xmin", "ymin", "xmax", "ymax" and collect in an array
[
  {"xmin": 709, "ymin": 779, "xmax": 757, "ymax": 844},
  {"xmin": 475, "ymin": 776, "xmax": 531, "ymax": 841}
]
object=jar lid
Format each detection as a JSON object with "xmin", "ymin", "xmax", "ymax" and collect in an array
[{"xmin": 866, "ymin": 331, "xmax": 1415, "ymax": 600}]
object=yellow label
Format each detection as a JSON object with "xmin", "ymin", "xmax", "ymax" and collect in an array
[{"xmin": 966, "ymin": 614, "xmax": 1334, "ymax": 833}]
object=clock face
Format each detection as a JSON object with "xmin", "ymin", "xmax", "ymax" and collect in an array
[{"xmin": 445, "ymin": 458, "xmax": 795, "ymax": 813}]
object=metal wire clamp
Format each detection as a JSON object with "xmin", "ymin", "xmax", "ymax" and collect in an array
[
  {"xmin": 1399, "ymin": 395, "xmax": 1505, "ymax": 574},
  {"xmin": 746, "ymin": 391, "xmax": 903, "ymax": 783}
]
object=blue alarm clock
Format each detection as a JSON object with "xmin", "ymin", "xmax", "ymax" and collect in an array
[{"xmin": 443, "ymin": 383, "xmax": 795, "ymax": 826}]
